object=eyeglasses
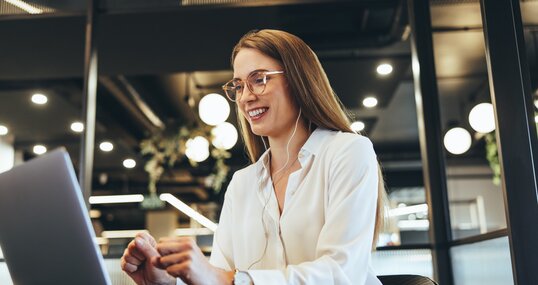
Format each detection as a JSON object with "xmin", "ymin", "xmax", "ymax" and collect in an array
[{"xmin": 222, "ymin": 70, "xmax": 285, "ymax": 102}]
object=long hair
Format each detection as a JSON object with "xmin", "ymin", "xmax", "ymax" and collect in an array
[{"xmin": 231, "ymin": 29, "xmax": 386, "ymax": 248}]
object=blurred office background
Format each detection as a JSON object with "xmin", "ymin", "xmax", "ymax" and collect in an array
[{"xmin": 0, "ymin": 0, "xmax": 537, "ymax": 284}]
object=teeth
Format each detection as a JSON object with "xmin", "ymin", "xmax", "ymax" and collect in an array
[{"xmin": 248, "ymin": 108, "xmax": 267, "ymax": 117}]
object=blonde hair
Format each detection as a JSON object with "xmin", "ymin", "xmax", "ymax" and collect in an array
[{"xmin": 231, "ymin": 29, "xmax": 386, "ymax": 247}]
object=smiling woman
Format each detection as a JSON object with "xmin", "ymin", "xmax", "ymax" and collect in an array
[{"xmin": 121, "ymin": 29, "xmax": 387, "ymax": 285}]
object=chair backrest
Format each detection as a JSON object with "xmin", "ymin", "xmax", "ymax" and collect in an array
[{"xmin": 378, "ymin": 274, "xmax": 439, "ymax": 285}]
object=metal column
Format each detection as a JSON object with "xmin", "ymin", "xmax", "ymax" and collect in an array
[
  {"xmin": 79, "ymin": 0, "xmax": 99, "ymax": 210},
  {"xmin": 407, "ymin": 1, "xmax": 453, "ymax": 284},
  {"xmin": 480, "ymin": 1, "xmax": 538, "ymax": 284}
]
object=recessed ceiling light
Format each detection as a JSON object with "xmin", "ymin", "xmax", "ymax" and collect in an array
[
  {"xmin": 376, "ymin": 63, "xmax": 393, "ymax": 76},
  {"xmin": 99, "ymin": 141, "xmax": 114, "ymax": 152},
  {"xmin": 0, "ymin": 125, "xmax": 8, "ymax": 136},
  {"xmin": 70, "ymin": 122, "xmax": 84, "ymax": 133},
  {"xmin": 123, "ymin": 158, "xmax": 136, "ymax": 169},
  {"xmin": 350, "ymin": 121, "xmax": 366, "ymax": 132},
  {"xmin": 33, "ymin": 144, "xmax": 47, "ymax": 155},
  {"xmin": 31, "ymin": 93, "xmax": 48, "ymax": 105},
  {"xmin": 362, "ymin": 96, "xmax": 378, "ymax": 108}
]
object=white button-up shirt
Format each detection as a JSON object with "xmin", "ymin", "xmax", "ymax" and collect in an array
[{"xmin": 207, "ymin": 128, "xmax": 382, "ymax": 285}]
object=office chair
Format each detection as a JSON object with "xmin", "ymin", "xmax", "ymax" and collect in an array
[{"xmin": 378, "ymin": 274, "xmax": 439, "ymax": 285}]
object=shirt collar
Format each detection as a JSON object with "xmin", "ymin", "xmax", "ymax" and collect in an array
[{"xmin": 254, "ymin": 127, "xmax": 331, "ymax": 176}]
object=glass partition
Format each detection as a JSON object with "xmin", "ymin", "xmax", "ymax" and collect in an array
[{"xmin": 451, "ymin": 236, "xmax": 513, "ymax": 285}]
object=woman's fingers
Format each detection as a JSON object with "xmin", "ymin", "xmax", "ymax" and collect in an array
[
  {"xmin": 120, "ymin": 257, "xmax": 138, "ymax": 273},
  {"xmin": 157, "ymin": 251, "xmax": 192, "ymax": 268},
  {"xmin": 165, "ymin": 260, "xmax": 193, "ymax": 279},
  {"xmin": 126, "ymin": 240, "xmax": 145, "ymax": 261},
  {"xmin": 156, "ymin": 241, "xmax": 194, "ymax": 256}
]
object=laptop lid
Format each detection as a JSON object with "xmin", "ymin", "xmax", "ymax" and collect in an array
[{"xmin": 0, "ymin": 148, "xmax": 111, "ymax": 285}]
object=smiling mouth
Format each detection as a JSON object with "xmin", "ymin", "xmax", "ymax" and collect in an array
[{"xmin": 248, "ymin": 107, "xmax": 268, "ymax": 119}]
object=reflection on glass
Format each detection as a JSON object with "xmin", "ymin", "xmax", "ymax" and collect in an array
[
  {"xmin": 378, "ymin": 187, "xmax": 430, "ymax": 246},
  {"xmin": 446, "ymin": 166, "xmax": 507, "ymax": 240},
  {"xmin": 451, "ymin": 236, "xmax": 513, "ymax": 285},
  {"xmin": 372, "ymin": 249, "xmax": 433, "ymax": 279}
]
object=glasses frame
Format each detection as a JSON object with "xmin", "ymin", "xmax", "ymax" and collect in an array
[{"xmin": 222, "ymin": 70, "xmax": 285, "ymax": 102}]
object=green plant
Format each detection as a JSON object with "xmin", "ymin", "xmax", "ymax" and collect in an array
[
  {"xmin": 140, "ymin": 124, "xmax": 231, "ymax": 200},
  {"xmin": 484, "ymin": 133, "xmax": 501, "ymax": 186}
]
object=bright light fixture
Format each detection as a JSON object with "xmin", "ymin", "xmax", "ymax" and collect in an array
[
  {"xmin": 444, "ymin": 127, "xmax": 472, "ymax": 155},
  {"xmin": 123, "ymin": 158, "xmax": 136, "ymax": 169},
  {"xmin": 376, "ymin": 63, "xmax": 393, "ymax": 75},
  {"xmin": 198, "ymin": 93, "xmax": 230, "ymax": 126},
  {"xmin": 469, "ymin": 103, "xmax": 495, "ymax": 133},
  {"xmin": 70, "ymin": 121, "xmax": 84, "ymax": 133},
  {"xmin": 397, "ymin": 220, "xmax": 430, "ymax": 230},
  {"xmin": 89, "ymin": 194, "xmax": 144, "ymax": 204},
  {"xmin": 0, "ymin": 125, "xmax": 8, "ymax": 136},
  {"xmin": 534, "ymin": 98, "xmax": 538, "ymax": 109},
  {"xmin": 31, "ymin": 93, "xmax": 48, "ymax": 105},
  {"xmin": 389, "ymin": 203, "xmax": 428, "ymax": 217},
  {"xmin": 350, "ymin": 121, "xmax": 366, "ymax": 132},
  {"xmin": 535, "ymin": 115, "xmax": 538, "ymax": 124},
  {"xmin": 33, "ymin": 145, "xmax": 47, "ymax": 155},
  {"xmin": 160, "ymin": 193, "xmax": 217, "ymax": 231},
  {"xmin": 101, "ymin": 230, "xmax": 148, "ymax": 239},
  {"xmin": 5, "ymin": 0, "xmax": 43, "ymax": 14},
  {"xmin": 99, "ymin": 141, "xmax": 114, "ymax": 152},
  {"xmin": 362, "ymin": 96, "xmax": 378, "ymax": 108},
  {"xmin": 211, "ymin": 122, "xmax": 238, "ymax": 150},
  {"xmin": 186, "ymin": 136, "xmax": 210, "ymax": 162}
]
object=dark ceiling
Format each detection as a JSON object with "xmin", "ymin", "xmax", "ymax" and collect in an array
[{"xmin": 0, "ymin": 0, "xmax": 537, "ymax": 229}]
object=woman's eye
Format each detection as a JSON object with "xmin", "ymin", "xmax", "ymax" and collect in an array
[{"xmin": 253, "ymin": 76, "xmax": 265, "ymax": 84}]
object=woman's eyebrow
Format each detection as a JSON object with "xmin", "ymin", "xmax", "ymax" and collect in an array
[{"xmin": 233, "ymin": 69, "xmax": 268, "ymax": 80}]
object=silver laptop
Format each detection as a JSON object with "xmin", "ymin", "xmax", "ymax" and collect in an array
[{"xmin": 0, "ymin": 148, "xmax": 111, "ymax": 285}]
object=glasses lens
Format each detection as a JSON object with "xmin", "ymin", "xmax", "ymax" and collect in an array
[
  {"xmin": 223, "ymin": 80, "xmax": 242, "ymax": 101},
  {"xmin": 248, "ymin": 71, "xmax": 266, "ymax": 95}
]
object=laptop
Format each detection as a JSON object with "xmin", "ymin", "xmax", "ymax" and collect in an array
[{"xmin": 0, "ymin": 148, "xmax": 111, "ymax": 285}]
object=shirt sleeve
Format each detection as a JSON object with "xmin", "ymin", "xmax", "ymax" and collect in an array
[
  {"xmin": 208, "ymin": 174, "xmax": 236, "ymax": 271},
  {"xmin": 247, "ymin": 136, "xmax": 379, "ymax": 285}
]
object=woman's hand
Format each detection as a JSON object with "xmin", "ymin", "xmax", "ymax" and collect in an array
[
  {"xmin": 120, "ymin": 232, "xmax": 176, "ymax": 285},
  {"xmin": 153, "ymin": 237, "xmax": 234, "ymax": 285}
]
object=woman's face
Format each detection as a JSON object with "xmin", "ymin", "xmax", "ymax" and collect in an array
[{"xmin": 233, "ymin": 48, "xmax": 299, "ymax": 139}]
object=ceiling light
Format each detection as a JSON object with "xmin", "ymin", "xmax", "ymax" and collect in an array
[
  {"xmin": 33, "ymin": 145, "xmax": 47, "ymax": 155},
  {"xmin": 443, "ymin": 127, "xmax": 472, "ymax": 155},
  {"xmin": 198, "ymin": 93, "xmax": 230, "ymax": 126},
  {"xmin": 211, "ymin": 122, "xmax": 238, "ymax": 150},
  {"xmin": 350, "ymin": 121, "xmax": 366, "ymax": 132},
  {"xmin": 534, "ymin": 99, "xmax": 538, "ymax": 109},
  {"xmin": 4, "ymin": 0, "xmax": 43, "ymax": 14},
  {"xmin": 160, "ymin": 193, "xmax": 217, "ymax": 231},
  {"xmin": 123, "ymin": 158, "xmax": 136, "ymax": 169},
  {"xmin": 376, "ymin": 63, "xmax": 393, "ymax": 75},
  {"xmin": 185, "ymin": 136, "xmax": 210, "ymax": 162},
  {"xmin": 469, "ymin": 103, "xmax": 496, "ymax": 133},
  {"xmin": 362, "ymin": 96, "xmax": 378, "ymax": 108},
  {"xmin": 89, "ymin": 194, "xmax": 144, "ymax": 204},
  {"xmin": 0, "ymin": 125, "xmax": 8, "ymax": 136},
  {"xmin": 31, "ymin": 93, "xmax": 48, "ymax": 105},
  {"xmin": 70, "ymin": 121, "xmax": 84, "ymax": 133},
  {"xmin": 99, "ymin": 141, "xmax": 114, "ymax": 152},
  {"xmin": 535, "ymin": 115, "xmax": 538, "ymax": 124}
]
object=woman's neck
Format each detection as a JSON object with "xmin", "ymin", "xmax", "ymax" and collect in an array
[{"xmin": 268, "ymin": 121, "xmax": 310, "ymax": 171}]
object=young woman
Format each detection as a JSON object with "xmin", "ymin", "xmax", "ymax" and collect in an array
[{"xmin": 121, "ymin": 29, "xmax": 385, "ymax": 285}]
